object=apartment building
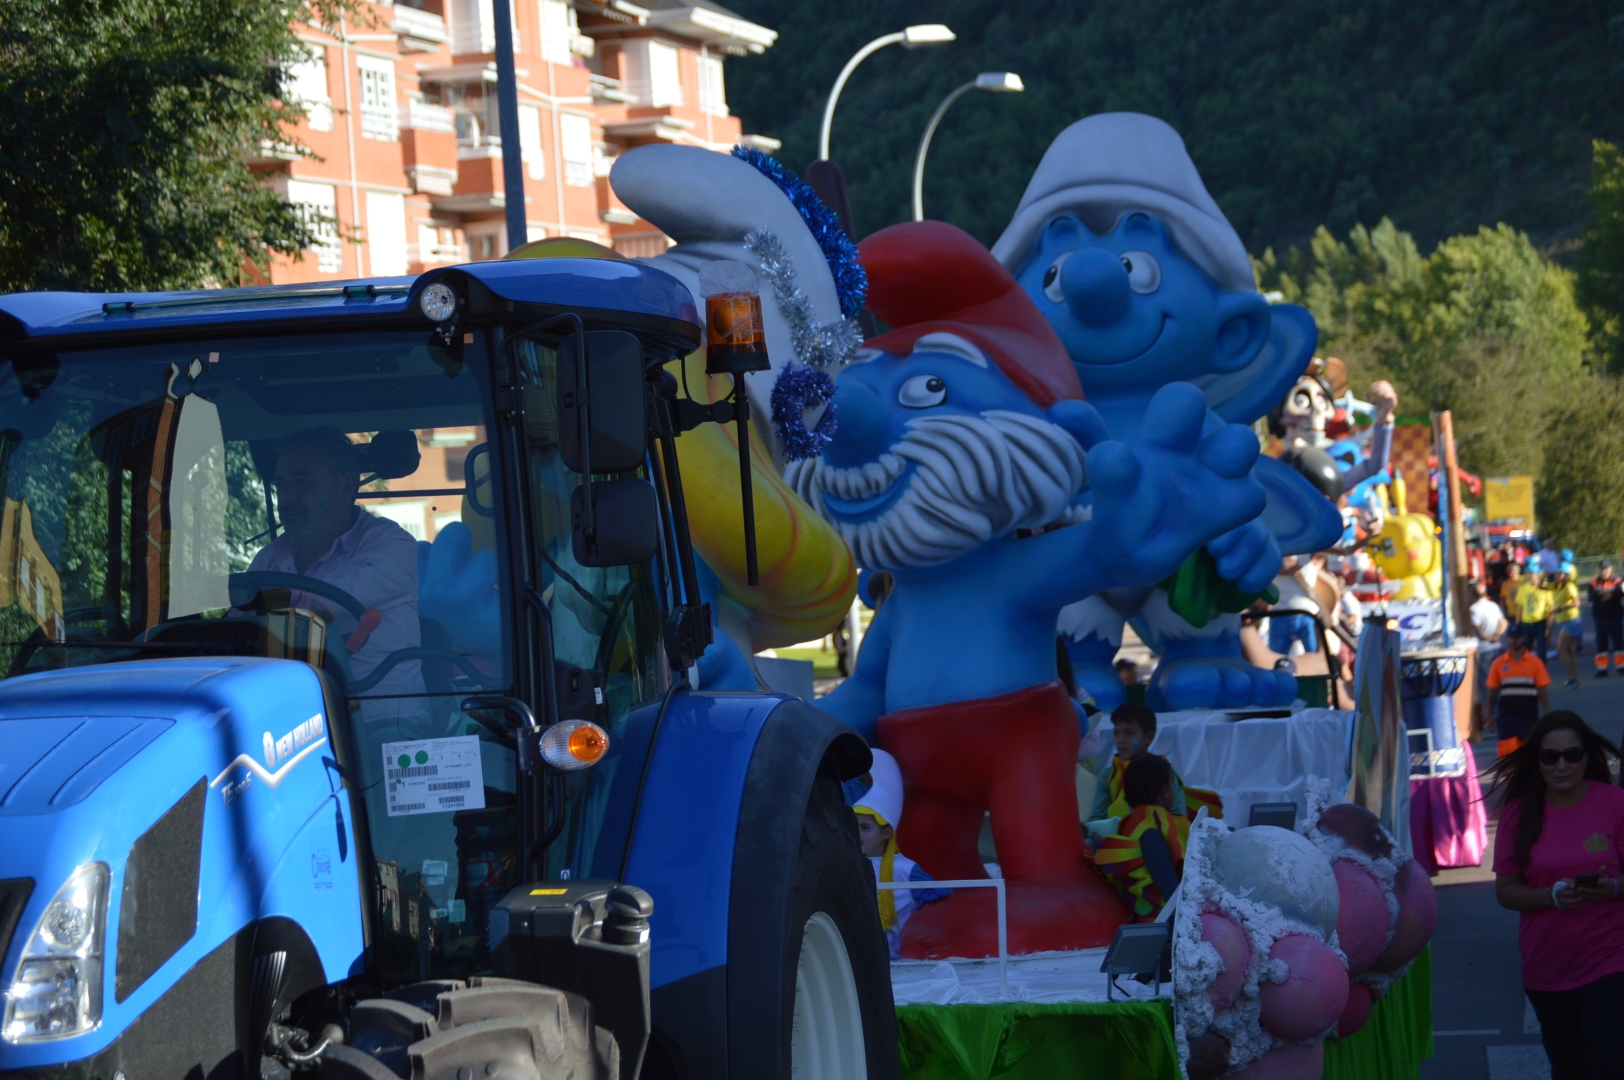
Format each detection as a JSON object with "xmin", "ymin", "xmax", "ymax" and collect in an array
[{"xmin": 255, "ymin": 0, "xmax": 779, "ymax": 283}]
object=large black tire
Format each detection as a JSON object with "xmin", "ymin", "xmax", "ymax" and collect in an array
[
  {"xmin": 781, "ymin": 772, "xmax": 900, "ymax": 1080},
  {"xmin": 322, "ymin": 977, "xmax": 618, "ymax": 1080},
  {"xmin": 730, "ymin": 701, "xmax": 897, "ymax": 1080}
]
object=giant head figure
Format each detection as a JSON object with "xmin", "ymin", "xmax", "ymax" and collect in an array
[
  {"xmin": 795, "ymin": 221, "xmax": 1270, "ymax": 957},
  {"xmin": 994, "ymin": 114, "xmax": 1341, "ymax": 712}
]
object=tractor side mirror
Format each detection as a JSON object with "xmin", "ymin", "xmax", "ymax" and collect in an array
[
  {"xmin": 557, "ymin": 329, "xmax": 657, "ymax": 567},
  {"xmin": 572, "ymin": 479, "xmax": 658, "ymax": 567},
  {"xmin": 557, "ymin": 330, "xmax": 646, "ymax": 474}
]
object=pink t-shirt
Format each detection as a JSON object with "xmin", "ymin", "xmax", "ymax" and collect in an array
[{"xmin": 1493, "ymin": 781, "xmax": 1624, "ymax": 991}]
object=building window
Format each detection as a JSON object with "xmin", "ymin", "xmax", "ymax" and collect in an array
[
  {"xmin": 518, "ymin": 104, "xmax": 544, "ymax": 179},
  {"xmin": 365, "ymin": 191, "xmax": 409, "ymax": 277},
  {"xmin": 537, "ymin": 0, "xmax": 574, "ymax": 65},
  {"xmin": 697, "ymin": 53, "xmax": 727, "ymax": 117},
  {"xmin": 358, "ymin": 57, "xmax": 399, "ymax": 141},
  {"xmin": 285, "ymin": 44, "xmax": 333, "ymax": 132},
  {"xmin": 622, "ymin": 39, "xmax": 684, "ymax": 109},
  {"xmin": 451, "ymin": 0, "xmax": 515, "ymax": 56},
  {"xmin": 418, "ymin": 223, "xmax": 461, "ymax": 264},
  {"xmin": 560, "ymin": 113, "xmax": 593, "ymax": 187},
  {"xmin": 286, "ymin": 179, "xmax": 342, "ymax": 273}
]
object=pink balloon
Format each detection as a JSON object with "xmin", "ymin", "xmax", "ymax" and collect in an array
[
  {"xmin": 1334, "ymin": 860, "xmax": 1391, "ymax": 977},
  {"xmin": 1370, "ymin": 859, "xmax": 1438, "ymax": 973},
  {"xmin": 1201, "ymin": 911, "xmax": 1253, "ymax": 1012},
  {"xmin": 1258, "ymin": 934, "xmax": 1350, "ymax": 1041},
  {"xmin": 1337, "ymin": 980, "xmax": 1373, "ymax": 1037},
  {"xmin": 1229, "ymin": 1040, "xmax": 1325, "ymax": 1080}
]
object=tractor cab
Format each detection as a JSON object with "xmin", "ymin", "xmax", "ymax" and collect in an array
[{"xmin": 0, "ymin": 264, "xmax": 703, "ymax": 991}]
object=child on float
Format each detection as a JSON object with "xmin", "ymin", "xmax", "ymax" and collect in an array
[
  {"xmin": 852, "ymin": 748, "xmax": 951, "ymax": 959},
  {"xmin": 1088, "ymin": 702, "xmax": 1222, "ymax": 831},
  {"xmin": 1094, "ymin": 755, "xmax": 1186, "ymax": 920}
]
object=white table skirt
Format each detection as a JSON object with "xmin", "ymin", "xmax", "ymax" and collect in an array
[{"xmin": 1149, "ymin": 707, "xmax": 1355, "ymax": 826}]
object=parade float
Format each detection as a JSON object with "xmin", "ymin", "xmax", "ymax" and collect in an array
[{"xmin": 594, "ymin": 123, "xmax": 1439, "ymax": 1079}]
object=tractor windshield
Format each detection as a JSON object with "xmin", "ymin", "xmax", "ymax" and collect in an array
[{"xmin": 0, "ymin": 329, "xmax": 667, "ymax": 983}]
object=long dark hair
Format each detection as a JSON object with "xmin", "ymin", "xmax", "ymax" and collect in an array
[{"xmin": 1484, "ymin": 711, "xmax": 1619, "ymax": 867}]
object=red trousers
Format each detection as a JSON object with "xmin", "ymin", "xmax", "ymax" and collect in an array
[{"xmin": 878, "ymin": 681, "xmax": 1126, "ymax": 956}]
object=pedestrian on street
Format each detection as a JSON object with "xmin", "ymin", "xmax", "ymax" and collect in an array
[
  {"xmin": 1590, "ymin": 561, "xmax": 1623, "ymax": 677},
  {"xmin": 1501, "ymin": 562, "xmax": 1524, "ymax": 620},
  {"xmin": 1488, "ymin": 711, "xmax": 1624, "ymax": 1079},
  {"xmin": 1537, "ymin": 538, "xmax": 1563, "ymax": 576},
  {"xmin": 1516, "ymin": 569, "xmax": 1553, "ymax": 663},
  {"xmin": 1551, "ymin": 564, "xmax": 1584, "ymax": 691},
  {"xmin": 1487, "ymin": 625, "xmax": 1552, "ymax": 757},
  {"xmin": 1471, "ymin": 581, "xmax": 1509, "ymax": 742}
]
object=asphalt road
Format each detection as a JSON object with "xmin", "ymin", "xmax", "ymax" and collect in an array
[{"xmin": 1422, "ymin": 630, "xmax": 1624, "ymax": 1080}]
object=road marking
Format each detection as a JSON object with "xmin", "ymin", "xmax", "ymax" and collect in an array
[
  {"xmin": 1487, "ymin": 1045, "xmax": 1550, "ymax": 1080},
  {"xmin": 1436, "ymin": 1030, "xmax": 1501, "ymax": 1035},
  {"xmin": 1524, "ymin": 996, "xmax": 1541, "ymax": 1034}
]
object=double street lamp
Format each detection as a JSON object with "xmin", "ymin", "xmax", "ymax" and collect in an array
[
  {"xmin": 912, "ymin": 72, "xmax": 1024, "ymax": 221},
  {"xmin": 818, "ymin": 24, "xmax": 956, "ymax": 162}
]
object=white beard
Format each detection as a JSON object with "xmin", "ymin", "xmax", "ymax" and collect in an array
[{"xmin": 784, "ymin": 409, "xmax": 1089, "ymax": 570}]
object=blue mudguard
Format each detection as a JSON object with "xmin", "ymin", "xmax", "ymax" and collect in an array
[
  {"xmin": 579, "ymin": 689, "xmax": 871, "ymax": 1080},
  {"xmin": 0, "ymin": 658, "xmax": 363, "ymax": 1071}
]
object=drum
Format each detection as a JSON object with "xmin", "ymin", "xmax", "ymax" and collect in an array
[{"xmin": 1400, "ymin": 649, "xmax": 1470, "ymax": 778}]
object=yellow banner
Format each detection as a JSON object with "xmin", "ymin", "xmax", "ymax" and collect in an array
[{"xmin": 1484, "ymin": 476, "xmax": 1534, "ymax": 525}]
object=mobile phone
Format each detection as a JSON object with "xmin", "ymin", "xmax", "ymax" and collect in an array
[{"xmin": 1575, "ymin": 874, "xmax": 1602, "ymax": 888}]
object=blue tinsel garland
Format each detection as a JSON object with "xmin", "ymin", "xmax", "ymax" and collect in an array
[
  {"xmin": 771, "ymin": 364, "xmax": 839, "ymax": 461},
  {"xmin": 731, "ymin": 145, "xmax": 867, "ymax": 319}
]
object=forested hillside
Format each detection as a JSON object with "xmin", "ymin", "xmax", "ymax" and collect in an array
[{"xmin": 723, "ymin": 0, "xmax": 1624, "ymax": 257}]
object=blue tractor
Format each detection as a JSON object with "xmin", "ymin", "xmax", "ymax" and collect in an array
[{"xmin": 0, "ymin": 262, "xmax": 896, "ymax": 1079}]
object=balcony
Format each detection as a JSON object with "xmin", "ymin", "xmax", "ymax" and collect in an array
[
  {"xmin": 454, "ymin": 109, "xmax": 502, "ymax": 159},
  {"xmin": 361, "ymin": 105, "xmax": 398, "ymax": 141},
  {"xmin": 590, "ymin": 73, "xmax": 633, "ymax": 104},
  {"xmin": 399, "ymin": 99, "xmax": 456, "ymax": 134},
  {"xmin": 393, "ymin": 6, "xmax": 447, "ymax": 52}
]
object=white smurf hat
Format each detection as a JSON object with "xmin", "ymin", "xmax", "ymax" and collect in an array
[
  {"xmin": 610, "ymin": 145, "xmax": 863, "ymax": 444},
  {"xmin": 991, "ymin": 113, "xmax": 1255, "ymax": 294},
  {"xmin": 854, "ymin": 747, "xmax": 904, "ymax": 828}
]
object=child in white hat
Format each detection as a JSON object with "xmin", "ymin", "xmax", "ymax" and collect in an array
[{"xmin": 853, "ymin": 748, "xmax": 951, "ymax": 959}]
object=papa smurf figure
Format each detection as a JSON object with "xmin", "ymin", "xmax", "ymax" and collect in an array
[
  {"xmin": 994, "ymin": 113, "xmax": 1343, "ymax": 713},
  {"xmin": 788, "ymin": 221, "xmax": 1269, "ymax": 957}
]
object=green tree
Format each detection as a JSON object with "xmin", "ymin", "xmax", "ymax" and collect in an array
[
  {"xmin": 1536, "ymin": 380, "xmax": 1624, "ymax": 554},
  {"xmin": 1256, "ymin": 219, "xmax": 1587, "ymax": 483},
  {"xmin": 0, "ymin": 0, "xmax": 356, "ymax": 293},
  {"xmin": 724, "ymin": 0, "xmax": 1624, "ymax": 253},
  {"xmin": 1577, "ymin": 140, "xmax": 1624, "ymax": 374}
]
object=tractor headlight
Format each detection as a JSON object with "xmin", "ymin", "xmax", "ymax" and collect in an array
[
  {"xmin": 2, "ymin": 863, "xmax": 108, "ymax": 1043},
  {"xmin": 419, "ymin": 282, "xmax": 458, "ymax": 322}
]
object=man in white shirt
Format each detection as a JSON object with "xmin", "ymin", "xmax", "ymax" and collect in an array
[
  {"xmin": 1468, "ymin": 580, "xmax": 1508, "ymax": 741},
  {"xmin": 248, "ymin": 428, "xmax": 425, "ymax": 708},
  {"xmin": 1536, "ymin": 539, "xmax": 1562, "ymax": 576}
]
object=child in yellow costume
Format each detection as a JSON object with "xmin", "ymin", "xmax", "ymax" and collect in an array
[
  {"xmin": 1094, "ymin": 755, "xmax": 1187, "ymax": 920},
  {"xmin": 852, "ymin": 749, "xmax": 951, "ymax": 959},
  {"xmin": 1087, "ymin": 702, "xmax": 1222, "ymax": 825}
]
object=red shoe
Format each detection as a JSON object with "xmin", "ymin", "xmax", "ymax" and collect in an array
[{"xmin": 899, "ymin": 877, "xmax": 1129, "ymax": 959}]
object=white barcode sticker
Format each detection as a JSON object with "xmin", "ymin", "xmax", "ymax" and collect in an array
[{"xmin": 382, "ymin": 736, "xmax": 486, "ymax": 817}]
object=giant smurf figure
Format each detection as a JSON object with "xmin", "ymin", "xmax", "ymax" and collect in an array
[
  {"xmin": 993, "ymin": 114, "xmax": 1343, "ymax": 712},
  {"xmin": 789, "ymin": 221, "xmax": 1273, "ymax": 956}
]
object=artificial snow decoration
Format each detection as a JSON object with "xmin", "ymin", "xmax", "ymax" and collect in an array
[
  {"xmin": 744, "ymin": 229, "xmax": 863, "ymax": 372},
  {"xmin": 731, "ymin": 146, "xmax": 868, "ymax": 318}
]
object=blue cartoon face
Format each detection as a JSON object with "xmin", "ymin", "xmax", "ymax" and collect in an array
[
  {"xmin": 1013, "ymin": 212, "xmax": 1270, "ymax": 396},
  {"xmin": 786, "ymin": 333, "xmax": 1090, "ymax": 567}
]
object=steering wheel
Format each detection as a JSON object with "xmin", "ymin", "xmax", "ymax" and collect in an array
[{"xmin": 228, "ymin": 572, "xmax": 366, "ymax": 621}]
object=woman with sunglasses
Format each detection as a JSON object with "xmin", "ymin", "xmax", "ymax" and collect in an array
[{"xmin": 1488, "ymin": 711, "xmax": 1624, "ymax": 1077}]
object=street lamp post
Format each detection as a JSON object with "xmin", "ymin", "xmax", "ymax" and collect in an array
[
  {"xmin": 817, "ymin": 24, "xmax": 955, "ymax": 162},
  {"xmin": 491, "ymin": 0, "xmax": 527, "ymax": 251},
  {"xmin": 912, "ymin": 72, "xmax": 1023, "ymax": 222}
]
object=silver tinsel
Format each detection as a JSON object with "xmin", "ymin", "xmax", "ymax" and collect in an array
[{"xmin": 744, "ymin": 229, "xmax": 863, "ymax": 371}]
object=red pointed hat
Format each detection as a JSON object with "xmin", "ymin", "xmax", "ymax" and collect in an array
[{"xmin": 858, "ymin": 220, "xmax": 1083, "ymax": 406}]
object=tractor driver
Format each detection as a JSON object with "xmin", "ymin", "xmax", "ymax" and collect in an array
[{"xmin": 248, "ymin": 427, "xmax": 426, "ymax": 714}]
